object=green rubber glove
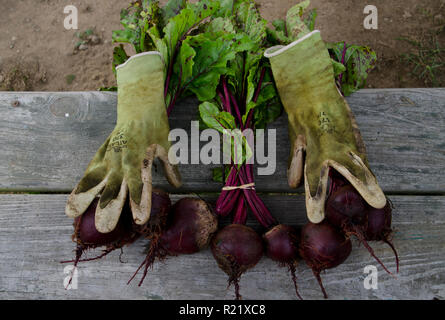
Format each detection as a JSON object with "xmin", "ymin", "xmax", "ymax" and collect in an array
[
  {"xmin": 265, "ymin": 31, "xmax": 386, "ymax": 223},
  {"xmin": 66, "ymin": 52, "xmax": 181, "ymax": 233}
]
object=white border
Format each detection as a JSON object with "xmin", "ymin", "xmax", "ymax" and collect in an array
[
  {"xmin": 115, "ymin": 51, "xmax": 163, "ymax": 70},
  {"xmin": 264, "ymin": 30, "xmax": 320, "ymax": 58}
]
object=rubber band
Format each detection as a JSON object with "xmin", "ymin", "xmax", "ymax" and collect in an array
[{"xmin": 222, "ymin": 183, "xmax": 255, "ymax": 191}]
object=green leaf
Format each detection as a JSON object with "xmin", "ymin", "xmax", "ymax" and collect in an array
[
  {"xmin": 148, "ymin": 25, "xmax": 168, "ymax": 66},
  {"xmin": 331, "ymin": 59, "xmax": 346, "ymax": 77},
  {"xmin": 199, "ymin": 102, "xmax": 235, "ymax": 133},
  {"xmin": 235, "ymin": 1, "xmax": 267, "ymax": 47},
  {"xmin": 212, "ymin": 166, "xmax": 232, "ymax": 183},
  {"xmin": 163, "ymin": 0, "xmax": 219, "ymax": 65},
  {"xmin": 328, "ymin": 42, "xmax": 377, "ymax": 96},
  {"xmin": 112, "ymin": 29, "xmax": 137, "ymax": 44},
  {"xmin": 162, "ymin": 0, "xmax": 187, "ymax": 23},
  {"xmin": 304, "ymin": 8, "xmax": 317, "ymax": 31},
  {"xmin": 184, "ymin": 32, "xmax": 249, "ymax": 101},
  {"xmin": 254, "ymin": 98, "xmax": 282, "ymax": 129},
  {"xmin": 99, "ymin": 86, "xmax": 118, "ymax": 92},
  {"xmin": 112, "ymin": 45, "xmax": 129, "ymax": 75},
  {"xmin": 272, "ymin": 19, "xmax": 286, "ymax": 33},
  {"xmin": 286, "ymin": 0, "xmax": 311, "ymax": 40},
  {"xmin": 176, "ymin": 40, "xmax": 196, "ymax": 87}
]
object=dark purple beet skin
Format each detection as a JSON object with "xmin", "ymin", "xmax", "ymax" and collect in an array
[
  {"xmin": 211, "ymin": 224, "xmax": 263, "ymax": 272},
  {"xmin": 365, "ymin": 203, "xmax": 392, "ymax": 240},
  {"xmin": 129, "ymin": 197, "xmax": 217, "ymax": 287},
  {"xmin": 326, "ymin": 185, "xmax": 366, "ymax": 227},
  {"xmin": 263, "ymin": 224, "xmax": 303, "ymax": 300},
  {"xmin": 263, "ymin": 224, "xmax": 299, "ymax": 263},
  {"xmin": 211, "ymin": 224, "xmax": 263, "ymax": 300},
  {"xmin": 160, "ymin": 197, "xmax": 217, "ymax": 255},
  {"xmin": 299, "ymin": 221, "xmax": 352, "ymax": 299},
  {"xmin": 365, "ymin": 202, "xmax": 399, "ymax": 273},
  {"xmin": 300, "ymin": 222, "xmax": 352, "ymax": 271},
  {"xmin": 75, "ymin": 198, "xmax": 131, "ymax": 246}
]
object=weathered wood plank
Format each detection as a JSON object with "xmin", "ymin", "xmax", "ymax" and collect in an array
[
  {"xmin": 0, "ymin": 194, "xmax": 444, "ymax": 300},
  {"xmin": 0, "ymin": 89, "xmax": 444, "ymax": 192}
]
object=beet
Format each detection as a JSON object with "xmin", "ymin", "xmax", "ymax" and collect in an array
[
  {"xmin": 129, "ymin": 197, "xmax": 217, "ymax": 286},
  {"xmin": 263, "ymin": 224, "xmax": 302, "ymax": 299},
  {"xmin": 211, "ymin": 224, "xmax": 263, "ymax": 300},
  {"xmin": 299, "ymin": 221, "xmax": 352, "ymax": 298},
  {"xmin": 326, "ymin": 185, "xmax": 366, "ymax": 227},
  {"xmin": 326, "ymin": 183, "xmax": 393, "ymax": 275},
  {"xmin": 161, "ymin": 198, "xmax": 218, "ymax": 254},
  {"xmin": 61, "ymin": 189, "xmax": 171, "ymax": 288},
  {"xmin": 75, "ymin": 199, "xmax": 132, "ymax": 247},
  {"xmin": 365, "ymin": 202, "xmax": 399, "ymax": 273}
]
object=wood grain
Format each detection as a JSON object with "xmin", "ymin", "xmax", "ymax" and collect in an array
[
  {"xmin": 0, "ymin": 194, "xmax": 444, "ymax": 300},
  {"xmin": 0, "ymin": 89, "xmax": 444, "ymax": 193}
]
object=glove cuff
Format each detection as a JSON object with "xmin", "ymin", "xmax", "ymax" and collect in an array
[
  {"xmin": 264, "ymin": 30, "xmax": 322, "ymax": 58},
  {"xmin": 116, "ymin": 51, "xmax": 164, "ymax": 86},
  {"xmin": 115, "ymin": 52, "xmax": 167, "ymax": 124}
]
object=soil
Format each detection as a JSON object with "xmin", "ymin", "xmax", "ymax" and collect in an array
[{"xmin": 0, "ymin": 0, "xmax": 444, "ymax": 91}]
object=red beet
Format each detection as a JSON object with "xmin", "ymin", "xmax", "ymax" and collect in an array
[
  {"xmin": 299, "ymin": 221, "xmax": 352, "ymax": 298},
  {"xmin": 61, "ymin": 189, "xmax": 171, "ymax": 288},
  {"xmin": 129, "ymin": 197, "xmax": 218, "ymax": 286},
  {"xmin": 211, "ymin": 224, "xmax": 263, "ymax": 300},
  {"xmin": 161, "ymin": 198, "xmax": 218, "ymax": 254},
  {"xmin": 326, "ymin": 183, "xmax": 394, "ymax": 275},
  {"xmin": 365, "ymin": 202, "xmax": 399, "ymax": 273},
  {"xmin": 326, "ymin": 185, "xmax": 366, "ymax": 226},
  {"xmin": 263, "ymin": 224, "xmax": 302, "ymax": 299}
]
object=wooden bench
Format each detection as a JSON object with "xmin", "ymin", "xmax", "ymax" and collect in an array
[{"xmin": 1, "ymin": 89, "xmax": 444, "ymax": 300}]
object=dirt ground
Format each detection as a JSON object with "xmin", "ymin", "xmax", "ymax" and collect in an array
[{"xmin": 0, "ymin": 0, "xmax": 444, "ymax": 91}]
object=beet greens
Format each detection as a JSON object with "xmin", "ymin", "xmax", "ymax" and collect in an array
[
  {"xmin": 199, "ymin": 0, "xmax": 282, "ymax": 229},
  {"xmin": 266, "ymin": 0, "xmax": 377, "ymax": 97}
]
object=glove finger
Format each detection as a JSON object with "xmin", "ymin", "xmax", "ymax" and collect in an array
[
  {"xmin": 330, "ymin": 151, "xmax": 386, "ymax": 209},
  {"xmin": 128, "ymin": 153, "xmax": 153, "ymax": 226},
  {"xmin": 151, "ymin": 144, "xmax": 182, "ymax": 188},
  {"xmin": 288, "ymin": 134, "xmax": 306, "ymax": 188},
  {"xmin": 303, "ymin": 153, "xmax": 386, "ymax": 224},
  {"xmin": 65, "ymin": 169, "xmax": 108, "ymax": 219},
  {"xmin": 303, "ymin": 162, "xmax": 330, "ymax": 224},
  {"xmin": 65, "ymin": 136, "xmax": 111, "ymax": 218},
  {"xmin": 95, "ymin": 175, "xmax": 128, "ymax": 233}
]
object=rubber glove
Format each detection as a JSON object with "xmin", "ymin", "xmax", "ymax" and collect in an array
[
  {"xmin": 265, "ymin": 31, "xmax": 386, "ymax": 223},
  {"xmin": 66, "ymin": 52, "xmax": 181, "ymax": 233}
]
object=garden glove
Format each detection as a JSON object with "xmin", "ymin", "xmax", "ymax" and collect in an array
[
  {"xmin": 66, "ymin": 52, "xmax": 181, "ymax": 233},
  {"xmin": 265, "ymin": 30, "xmax": 386, "ymax": 223}
]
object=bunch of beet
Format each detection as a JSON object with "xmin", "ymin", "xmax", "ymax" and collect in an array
[
  {"xmin": 61, "ymin": 189, "xmax": 171, "ymax": 287},
  {"xmin": 62, "ymin": 170, "xmax": 398, "ymax": 299},
  {"xmin": 297, "ymin": 169, "xmax": 399, "ymax": 298},
  {"xmin": 62, "ymin": 191, "xmax": 218, "ymax": 288},
  {"xmin": 325, "ymin": 170, "xmax": 399, "ymax": 275},
  {"xmin": 210, "ymin": 222, "xmax": 305, "ymax": 300},
  {"xmin": 129, "ymin": 197, "xmax": 218, "ymax": 286}
]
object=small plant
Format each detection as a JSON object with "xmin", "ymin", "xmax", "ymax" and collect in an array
[
  {"xmin": 398, "ymin": 29, "xmax": 444, "ymax": 87},
  {"xmin": 65, "ymin": 74, "xmax": 76, "ymax": 85},
  {"xmin": 74, "ymin": 28, "xmax": 101, "ymax": 51}
]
